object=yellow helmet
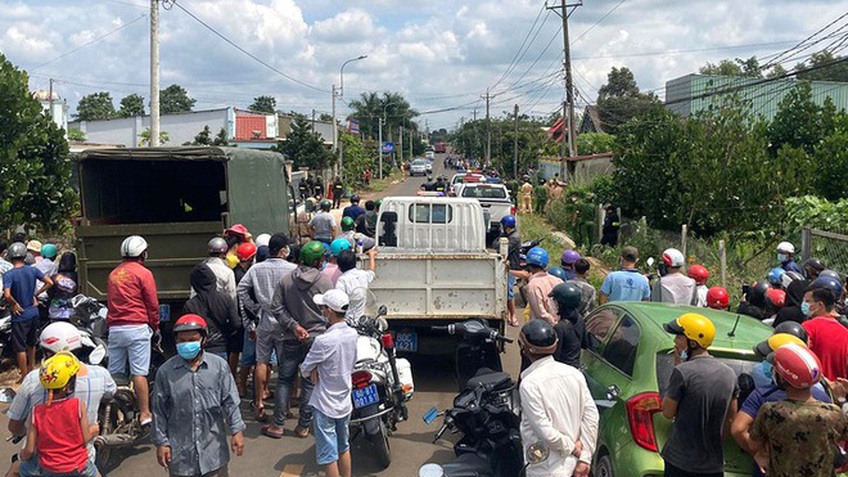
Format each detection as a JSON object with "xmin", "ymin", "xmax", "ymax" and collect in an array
[
  {"xmin": 39, "ymin": 351, "xmax": 81, "ymax": 390},
  {"xmin": 754, "ymin": 333, "xmax": 807, "ymax": 359},
  {"xmin": 663, "ymin": 313, "xmax": 716, "ymax": 348}
]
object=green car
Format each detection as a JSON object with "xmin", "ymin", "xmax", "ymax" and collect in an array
[{"xmin": 581, "ymin": 302, "xmax": 772, "ymax": 477}]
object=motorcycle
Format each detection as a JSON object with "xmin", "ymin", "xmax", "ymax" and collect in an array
[
  {"xmin": 432, "ymin": 319, "xmax": 512, "ymax": 392},
  {"xmin": 347, "ymin": 304, "xmax": 414, "ymax": 469}
]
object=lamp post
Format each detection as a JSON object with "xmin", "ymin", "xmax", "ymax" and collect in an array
[
  {"xmin": 378, "ymin": 101, "xmax": 395, "ymax": 180},
  {"xmin": 335, "ymin": 55, "xmax": 367, "ymax": 179}
]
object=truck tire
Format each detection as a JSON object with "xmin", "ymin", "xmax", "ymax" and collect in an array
[{"xmin": 372, "ymin": 419, "xmax": 392, "ymax": 469}]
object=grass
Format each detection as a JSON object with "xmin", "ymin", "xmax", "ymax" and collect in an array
[{"xmin": 364, "ymin": 169, "xmax": 402, "ymax": 193}]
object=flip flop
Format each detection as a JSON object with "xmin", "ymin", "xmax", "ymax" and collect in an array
[
  {"xmin": 250, "ymin": 401, "xmax": 268, "ymax": 423},
  {"xmin": 294, "ymin": 425, "xmax": 309, "ymax": 438},
  {"xmin": 261, "ymin": 425, "xmax": 284, "ymax": 439}
]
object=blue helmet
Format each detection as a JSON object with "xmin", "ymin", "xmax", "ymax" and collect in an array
[
  {"xmin": 548, "ymin": 266, "xmax": 568, "ymax": 281},
  {"xmin": 525, "ymin": 247, "xmax": 549, "ymax": 268},
  {"xmin": 812, "ymin": 276, "xmax": 843, "ymax": 298},
  {"xmin": 767, "ymin": 267, "xmax": 785, "ymax": 286},
  {"xmin": 330, "ymin": 238, "xmax": 351, "ymax": 257},
  {"xmin": 500, "ymin": 215, "xmax": 517, "ymax": 228}
]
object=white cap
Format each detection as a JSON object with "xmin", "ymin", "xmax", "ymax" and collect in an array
[
  {"xmin": 313, "ymin": 289, "xmax": 350, "ymax": 313},
  {"xmin": 777, "ymin": 241, "xmax": 795, "ymax": 254},
  {"xmin": 662, "ymin": 248, "xmax": 685, "ymax": 268},
  {"xmin": 255, "ymin": 233, "xmax": 271, "ymax": 248}
]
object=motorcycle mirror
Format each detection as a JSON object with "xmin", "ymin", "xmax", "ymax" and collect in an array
[
  {"xmin": 376, "ymin": 317, "xmax": 389, "ymax": 333},
  {"xmin": 525, "ymin": 441, "xmax": 550, "ymax": 464},
  {"xmin": 646, "ymin": 257, "xmax": 655, "ymax": 267},
  {"xmin": 378, "ymin": 305, "xmax": 388, "ymax": 317},
  {"xmin": 89, "ymin": 344, "xmax": 107, "ymax": 366},
  {"xmin": 418, "ymin": 464, "xmax": 445, "ymax": 477}
]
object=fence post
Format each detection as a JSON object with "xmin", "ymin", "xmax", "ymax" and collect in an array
[
  {"xmin": 801, "ymin": 228, "xmax": 812, "ymax": 262},
  {"xmin": 719, "ymin": 239, "xmax": 727, "ymax": 289},
  {"xmin": 681, "ymin": 224, "xmax": 688, "ymax": 272}
]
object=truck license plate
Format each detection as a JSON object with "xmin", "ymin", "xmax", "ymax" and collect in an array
[
  {"xmin": 353, "ymin": 384, "xmax": 379, "ymax": 409},
  {"xmin": 395, "ymin": 332, "xmax": 418, "ymax": 352}
]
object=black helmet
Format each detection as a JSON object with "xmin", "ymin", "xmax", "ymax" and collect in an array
[
  {"xmin": 549, "ymin": 283, "xmax": 582, "ymax": 311},
  {"xmin": 519, "ymin": 320, "xmax": 558, "ymax": 355},
  {"xmin": 7, "ymin": 242, "xmax": 27, "ymax": 260},
  {"xmin": 803, "ymin": 258, "xmax": 825, "ymax": 275},
  {"xmin": 748, "ymin": 281, "xmax": 769, "ymax": 308},
  {"xmin": 773, "ymin": 321, "xmax": 809, "ymax": 345}
]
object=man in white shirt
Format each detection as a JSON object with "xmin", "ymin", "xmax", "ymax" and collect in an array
[
  {"xmin": 335, "ymin": 248, "xmax": 377, "ymax": 321},
  {"xmin": 518, "ymin": 320, "xmax": 599, "ymax": 477},
  {"xmin": 652, "ymin": 248, "xmax": 697, "ymax": 306}
]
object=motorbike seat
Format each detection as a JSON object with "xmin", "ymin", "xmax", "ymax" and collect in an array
[
  {"xmin": 465, "ymin": 371, "xmax": 513, "ymax": 392},
  {"xmin": 111, "ymin": 374, "xmax": 131, "ymax": 387}
]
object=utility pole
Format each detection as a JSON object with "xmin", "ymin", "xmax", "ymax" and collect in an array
[
  {"xmin": 150, "ymin": 0, "xmax": 160, "ymax": 147},
  {"xmin": 547, "ymin": 0, "xmax": 581, "ymax": 176},
  {"xmin": 399, "ymin": 125, "xmax": 404, "ymax": 164},
  {"xmin": 378, "ymin": 116, "xmax": 383, "ymax": 180},
  {"xmin": 331, "ymin": 85, "xmax": 338, "ymax": 164},
  {"xmin": 484, "ymin": 89, "xmax": 491, "ymax": 166},
  {"xmin": 48, "ymin": 78, "xmax": 55, "ymax": 123},
  {"xmin": 311, "ymin": 109, "xmax": 315, "ymax": 134},
  {"xmin": 408, "ymin": 127, "xmax": 413, "ymax": 160},
  {"xmin": 513, "ymin": 104, "xmax": 519, "ymax": 178}
]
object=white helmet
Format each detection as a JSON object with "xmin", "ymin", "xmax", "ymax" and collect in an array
[
  {"xmin": 255, "ymin": 233, "xmax": 271, "ymax": 248},
  {"xmin": 662, "ymin": 248, "xmax": 685, "ymax": 268},
  {"xmin": 40, "ymin": 322, "xmax": 82, "ymax": 353},
  {"xmin": 777, "ymin": 241, "xmax": 795, "ymax": 254},
  {"xmin": 121, "ymin": 235, "xmax": 148, "ymax": 258}
]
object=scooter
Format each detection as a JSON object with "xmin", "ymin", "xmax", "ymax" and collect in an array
[
  {"xmin": 432, "ymin": 319, "xmax": 512, "ymax": 392},
  {"xmin": 348, "ymin": 305, "xmax": 414, "ymax": 469}
]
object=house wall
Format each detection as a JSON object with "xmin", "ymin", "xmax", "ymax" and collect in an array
[{"xmin": 71, "ymin": 108, "xmax": 232, "ymax": 147}]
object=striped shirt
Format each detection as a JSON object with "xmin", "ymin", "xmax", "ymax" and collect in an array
[{"xmin": 236, "ymin": 258, "xmax": 296, "ymax": 333}]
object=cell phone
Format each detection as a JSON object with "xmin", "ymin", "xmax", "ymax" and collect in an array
[{"xmin": 742, "ymin": 284, "xmax": 750, "ymax": 295}]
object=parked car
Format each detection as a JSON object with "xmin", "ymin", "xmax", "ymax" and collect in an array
[
  {"xmin": 410, "ymin": 159, "xmax": 428, "ymax": 176},
  {"xmin": 449, "ymin": 173, "xmax": 485, "ymax": 197},
  {"xmin": 458, "ymin": 183, "xmax": 514, "ymax": 246},
  {"xmin": 581, "ymin": 302, "xmax": 771, "ymax": 477}
]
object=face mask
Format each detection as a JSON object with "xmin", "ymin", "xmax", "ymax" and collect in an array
[
  {"xmin": 777, "ymin": 253, "xmax": 787, "ymax": 263},
  {"xmin": 176, "ymin": 341, "xmax": 202, "ymax": 360},
  {"xmin": 320, "ymin": 261, "xmax": 328, "ymax": 271},
  {"xmin": 801, "ymin": 301, "xmax": 813, "ymax": 317},
  {"xmin": 762, "ymin": 360, "xmax": 774, "ymax": 379},
  {"xmin": 680, "ymin": 349, "xmax": 689, "ymax": 361}
]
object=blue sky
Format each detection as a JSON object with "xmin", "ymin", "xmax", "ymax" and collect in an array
[{"xmin": 1, "ymin": 0, "xmax": 845, "ymax": 129}]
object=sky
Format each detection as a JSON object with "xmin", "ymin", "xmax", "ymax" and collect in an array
[{"xmin": 1, "ymin": 0, "xmax": 845, "ymax": 130}]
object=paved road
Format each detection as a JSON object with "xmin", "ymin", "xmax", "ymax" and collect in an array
[{"xmin": 0, "ymin": 154, "xmax": 525, "ymax": 477}]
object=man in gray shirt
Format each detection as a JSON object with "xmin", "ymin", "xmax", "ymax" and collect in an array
[
  {"xmin": 309, "ymin": 200, "xmax": 337, "ymax": 245},
  {"xmin": 652, "ymin": 248, "xmax": 697, "ymax": 306}
]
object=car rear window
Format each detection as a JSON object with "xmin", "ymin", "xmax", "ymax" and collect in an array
[
  {"xmin": 656, "ymin": 353, "xmax": 758, "ymax": 397},
  {"xmin": 461, "ymin": 186, "xmax": 507, "ymax": 199}
]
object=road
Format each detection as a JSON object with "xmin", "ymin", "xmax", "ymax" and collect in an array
[{"xmin": 0, "ymin": 154, "xmax": 524, "ymax": 477}]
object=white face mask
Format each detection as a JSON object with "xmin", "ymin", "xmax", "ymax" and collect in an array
[{"xmin": 777, "ymin": 253, "xmax": 787, "ymax": 263}]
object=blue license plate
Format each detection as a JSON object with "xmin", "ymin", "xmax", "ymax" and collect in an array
[
  {"xmin": 353, "ymin": 384, "xmax": 379, "ymax": 409},
  {"xmin": 395, "ymin": 332, "xmax": 418, "ymax": 352},
  {"xmin": 159, "ymin": 304, "xmax": 171, "ymax": 322}
]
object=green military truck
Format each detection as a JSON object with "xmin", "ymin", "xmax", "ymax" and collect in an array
[{"xmin": 74, "ymin": 147, "xmax": 292, "ymax": 320}]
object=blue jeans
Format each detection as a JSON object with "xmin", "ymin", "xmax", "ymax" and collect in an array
[
  {"xmin": 313, "ymin": 409, "xmax": 351, "ymax": 466},
  {"xmin": 274, "ymin": 340, "xmax": 314, "ymax": 429}
]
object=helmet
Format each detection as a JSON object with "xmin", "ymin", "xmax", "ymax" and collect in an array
[
  {"xmin": 548, "ymin": 266, "xmax": 568, "ymax": 282},
  {"xmin": 754, "ymin": 332, "xmax": 806, "ymax": 359},
  {"xmin": 120, "ymin": 235, "xmax": 148, "ymax": 258},
  {"xmin": 663, "ymin": 313, "xmax": 715, "ymax": 348},
  {"xmin": 255, "ymin": 233, "xmax": 271, "ymax": 248},
  {"xmin": 687, "ymin": 264, "xmax": 709, "ymax": 285},
  {"xmin": 803, "ymin": 258, "xmax": 825, "ymax": 275},
  {"xmin": 320, "ymin": 200, "xmax": 332, "ymax": 211},
  {"xmin": 301, "ymin": 240, "xmax": 327, "ymax": 265},
  {"xmin": 236, "ymin": 242, "xmax": 257, "ymax": 261},
  {"xmin": 525, "ymin": 247, "xmax": 549, "ymax": 268},
  {"xmin": 781, "ymin": 271, "xmax": 805, "ymax": 288},
  {"xmin": 548, "ymin": 283, "xmax": 582, "ymax": 311},
  {"xmin": 661, "ymin": 248, "xmax": 685, "ymax": 268},
  {"xmin": 341, "ymin": 216, "xmax": 356, "ymax": 231},
  {"xmin": 766, "ymin": 288, "xmax": 786, "ymax": 308},
  {"xmin": 350, "ymin": 194, "xmax": 360, "ymax": 203},
  {"xmin": 208, "ymin": 237, "xmax": 229, "ymax": 254},
  {"xmin": 330, "ymin": 238, "xmax": 352, "ymax": 257},
  {"xmin": 500, "ymin": 215, "xmax": 516, "ymax": 228},
  {"xmin": 774, "ymin": 321, "xmax": 809, "ymax": 344},
  {"xmin": 767, "ymin": 267, "xmax": 785, "ymax": 286},
  {"xmin": 811, "ymin": 276, "xmax": 842, "ymax": 298},
  {"xmin": 560, "ymin": 250, "xmax": 581, "ymax": 266},
  {"xmin": 771, "ymin": 343, "xmax": 822, "ymax": 389},
  {"xmin": 706, "ymin": 287, "xmax": 729, "ymax": 309},
  {"xmin": 173, "ymin": 314, "xmax": 208, "ymax": 336},
  {"xmin": 819, "ymin": 269, "xmax": 843, "ymax": 283},
  {"xmin": 225, "ymin": 224, "xmax": 249, "ymax": 237},
  {"xmin": 776, "ymin": 241, "xmax": 795, "ymax": 254},
  {"xmin": 7, "ymin": 242, "xmax": 27, "ymax": 260},
  {"xmin": 747, "ymin": 281, "xmax": 770, "ymax": 307},
  {"xmin": 39, "ymin": 322, "xmax": 82, "ymax": 353},
  {"xmin": 39, "ymin": 352, "xmax": 80, "ymax": 390},
  {"xmin": 518, "ymin": 320, "xmax": 558, "ymax": 355},
  {"xmin": 41, "ymin": 244, "xmax": 58, "ymax": 260}
]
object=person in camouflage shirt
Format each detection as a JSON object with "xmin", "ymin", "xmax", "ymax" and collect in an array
[{"xmin": 750, "ymin": 343, "xmax": 848, "ymax": 477}]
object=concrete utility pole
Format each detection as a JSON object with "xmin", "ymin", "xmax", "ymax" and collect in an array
[
  {"xmin": 484, "ymin": 89, "xmax": 491, "ymax": 166},
  {"xmin": 378, "ymin": 116, "xmax": 383, "ymax": 180},
  {"xmin": 513, "ymin": 104, "xmax": 519, "ymax": 178},
  {"xmin": 331, "ymin": 84, "xmax": 338, "ymax": 156},
  {"xmin": 547, "ymin": 0, "xmax": 581, "ymax": 176},
  {"xmin": 150, "ymin": 0, "xmax": 160, "ymax": 147},
  {"xmin": 399, "ymin": 125, "xmax": 404, "ymax": 164},
  {"xmin": 408, "ymin": 127, "xmax": 413, "ymax": 159}
]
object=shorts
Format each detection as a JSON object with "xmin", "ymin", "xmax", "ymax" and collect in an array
[
  {"xmin": 11, "ymin": 319, "xmax": 38, "ymax": 353},
  {"xmin": 20, "ymin": 447, "xmax": 97, "ymax": 477},
  {"xmin": 226, "ymin": 327, "xmax": 244, "ymax": 354},
  {"xmin": 508, "ymin": 274, "xmax": 517, "ymax": 301},
  {"xmin": 313, "ymin": 409, "xmax": 351, "ymax": 466},
  {"xmin": 240, "ymin": 330, "xmax": 277, "ymax": 367},
  {"xmin": 108, "ymin": 325, "xmax": 152, "ymax": 377},
  {"xmin": 255, "ymin": 328, "xmax": 284, "ymax": 365}
]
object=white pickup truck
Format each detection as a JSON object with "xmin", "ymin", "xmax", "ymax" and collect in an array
[
  {"xmin": 458, "ymin": 182, "xmax": 515, "ymax": 247},
  {"xmin": 369, "ymin": 197, "xmax": 508, "ymax": 355}
]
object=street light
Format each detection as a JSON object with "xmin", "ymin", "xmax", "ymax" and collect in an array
[
  {"xmin": 378, "ymin": 101, "xmax": 395, "ymax": 180},
  {"xmin": 333, "ymin": 55, "xmax": 368, "ymax": 179}
]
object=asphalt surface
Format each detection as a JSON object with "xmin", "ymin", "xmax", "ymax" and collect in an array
[{"xmin": 0, "ymin": 154, "xmax": 526, "ymax": 477}]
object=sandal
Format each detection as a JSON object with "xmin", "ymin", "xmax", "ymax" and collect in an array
[
  {"xmin": 250, "ymin": 401, "xmax": 268, "ymax": 422},
  {"xmin": 261, "ymin": 424, "xmax": 284, "ymax": 439},
  {"xmin": 294, "ymin": 425, "xmax": 309, "ymax": 438}
]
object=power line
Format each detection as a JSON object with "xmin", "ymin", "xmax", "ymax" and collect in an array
[
  {"xmin": 571, "ymin": 0, "xmax": 627, "ymax": 45},
  {"xmin": 489, "ymin": 4, "xmax": 550, "ymax": 90}
]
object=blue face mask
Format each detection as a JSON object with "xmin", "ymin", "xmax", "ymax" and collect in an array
[
  {"xmin": 680, "ymin": 349, "xmax": 689, "ymax": 361},
  {"xmin": 176, "ymin": 341, "xmax": 202, "ymax": 360},
  {"xmin": 801, "ymin": 301, "xmax": 812, "ymax": 317},
  {"xmin": 777, "ymin": 253, "xmax": 787, "ymax": 263}
]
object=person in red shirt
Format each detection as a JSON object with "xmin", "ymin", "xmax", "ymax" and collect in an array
[
  {"xmin": 107, "ymin": 235, "xmax": 159, "ymax": 426},
  {"xmin": 802, "ymin": 286, "xmax": 848, "ymax": 381}
]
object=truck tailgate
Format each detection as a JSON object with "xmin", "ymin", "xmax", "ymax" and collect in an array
[{"xmin": 368, "ymin": 251, "xmax": 507, "ymax": 320}]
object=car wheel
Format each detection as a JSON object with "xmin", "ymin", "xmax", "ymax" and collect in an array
[{"xmin": 594, "ymin": 454, "xmax": 614, "ymax": 477}]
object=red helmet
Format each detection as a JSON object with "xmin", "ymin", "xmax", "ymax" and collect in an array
[
  {"xmin": 173, "ymin": 314, "xmax": 208, "ymax": 336},
  {"xmin": 236, "ymin": 242, "xmax": 257, "ymax": 261},
  {"xmin": 771, "ymin": 343, "xmax": 822, "ymax": 389},
  {"xmin": 687, "ymin": 264, "xmax": 709, "ymax": 285},
  {"xmin": 225, "ymin": 224, "xmax": 249, "ymax": 238},
  {"xmin": 706, "ymin": 287, "xmax": 729, "ymax": 309},
  {"xmin": 766, "ymin": 288, "xmax": 786, "ymax": 308}
]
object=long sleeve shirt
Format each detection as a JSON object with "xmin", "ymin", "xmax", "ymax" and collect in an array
[
  {"xmin": 519, "ymin": 356, "xmax": 599, "ymax": 477},
  {"xmin": 190, "ymin": 257, "xmax": 237, "ymax": 301},
  {"xmin": 300, "ymin": 322, "xmax": 359, "ymax": 418},
  {"xmin": 152, "ymin": 353, "xmax": 245, "ymax": 476},
  {"xmin": 236, "ymin": 258, "xmax": 296, "ymax": 333},
  {"xmin": 526, "ymin": 271, "xmax": 563, "ymax": 325},
  {"xmin": 106, "ymin": 260, "xmax": 159, "ymax": 331}
]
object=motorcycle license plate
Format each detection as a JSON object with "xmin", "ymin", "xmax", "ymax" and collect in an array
[
  {"xmin": 395, "ymin": 332, "xmax": 418, "ymax": 352},
  {"xmin": 353, "ymin": 384, "xmax": 379, "ymax": 409},
  {"xmin": 159, "ymin": 304, "xmax": 171, "ymax": 322}
]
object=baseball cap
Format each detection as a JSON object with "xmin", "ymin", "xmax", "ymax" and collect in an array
[
  {"xmin": 313, "ymin": 289, "xmax": 350, "ymax": 313},
  {"xmin": 620, "ymin": 246, "xmax": 639, "ymax": 262}
]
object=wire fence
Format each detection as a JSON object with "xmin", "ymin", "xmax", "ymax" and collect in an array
[{"xmin": 801, "ymin": 229, "xmax": 848, "ymax": 277}]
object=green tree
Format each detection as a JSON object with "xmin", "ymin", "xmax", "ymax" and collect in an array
[
  {"xmin": 160, "ymin": 84, "xmax": 195, "ymax": 114},
  {"xmin": 596, "ymin": 67, "xmax": 662, "ymax": 135},
  {"xmin": 339, "ymin": 133, "xmax": 372, "ymax": 187},
  {"xmin": 0, "ymin": 53, "xmax": 76, "ymax": 234},
  {"xmin": 767, "ymin": 82, "xmax": 837, "ymax": 156},
  {"xmin": 67, "ymin": 128, "xmax": 86, "ymax": 142},
  {"xmin": 699, "ymin": 56, "xmax": 763, "ymax": 78},
  {"xmin": 117, "ymin": 93, "xmax": 145, "ymax": 117},
  {"xmin": 185, "ymin": 125, "xmax": 212, "ymax": 145},
  {"xmin": 576, "ymin": 132, "xmax": 616, "ymax": 155},
  {"xmin": 75, "ymin": 91, "xmax": 116, "ymax": 121},
  {"xmin": 795, "ymin": 50, "xmax": 848, "ymax": 82},
  {"xmin": 249, "ymin": 95, "xmax": 276, "ymax": 113},
  {"xmin": 138, "ymin": 128, "xmax": 169, "ymax": 146},
  {"xmin": 349, "ymin": 91, "xmax": 419, "ymax": 141},
  {"xmin": 812, "ymin": 113, "xmax": 848, "ymax": 201},
  {"xmin": 213, "ymin": 127, "xmax": 229, "ymax": 146},
  {"xmin": 274, "ymin": 114, "xmax": 331, "ymax": 170}
]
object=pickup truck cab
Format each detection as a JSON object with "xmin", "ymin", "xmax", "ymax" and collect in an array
[
  {"xmin": 449, "ymin": 172, "xmax": 485, "ymax": 197},
  {"xmin": 371, "ymin": 197, "xmax": 508, "ymax": 355},
  {"xmin": 458, "ymin": 183, "xmax": 515, "ymax": 247}
]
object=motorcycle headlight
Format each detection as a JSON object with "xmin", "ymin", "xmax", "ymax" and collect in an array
[{"xmin": 418, "ymin": 463, "xmax": 445, "ymax": 477}]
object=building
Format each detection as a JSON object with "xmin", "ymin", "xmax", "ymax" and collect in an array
[
  {"xmin": 665, "ymin": 74, "xmax": 848, "ymax": 121},
  {"xmin": 34, "ymin": 90, "xmax": 69, "ymax": 135}
]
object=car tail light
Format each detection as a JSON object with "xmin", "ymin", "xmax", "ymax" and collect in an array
[
  {"xmin": 381, "ymin": 333, "xmax": 394, "ymax": 349},
  {"xmin": 510, "ymin": 205, "xmax": 516, "ymax": 216},
  {"xmin": 352, "ymin": 370, "xmax": 373, "ymax": 389},
  {"xmin": 626, "ymin": 392, "xmax": 662, "ymax": 452}
]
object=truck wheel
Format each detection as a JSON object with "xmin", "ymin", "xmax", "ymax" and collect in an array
[{"xmin": 372, "ymin": 419, "xmax": 392, "ymax": 469}]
